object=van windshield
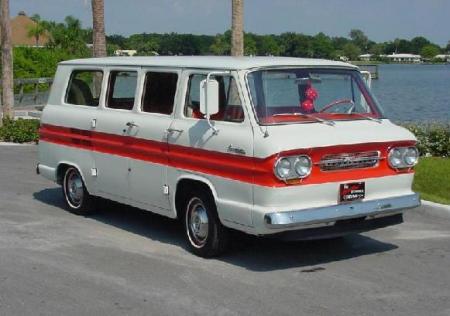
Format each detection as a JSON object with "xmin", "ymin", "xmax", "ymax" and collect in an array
[{"xmin": 247, "ymin": 68, "xmax": 384, "ymax": 125}]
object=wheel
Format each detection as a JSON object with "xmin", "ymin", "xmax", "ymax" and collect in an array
[
  {"xmin": 62, "ymin": 167, "xmax": 94, "ymax": 215},
  {"xmin": 182, "ymin": 188, "xmax": 229, "ymax": 257}
]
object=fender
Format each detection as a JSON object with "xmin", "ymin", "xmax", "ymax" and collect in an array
[
  {"xmin": 56, "ymin": 161, "xmax": 92, "ymax": 194},
  {"xmin": 172, "ymin": 173, "xmax": 219, "ymax": 218}
]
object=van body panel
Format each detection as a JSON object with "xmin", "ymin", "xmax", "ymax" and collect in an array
[{"xmin": 253, "ymin": 119, "xmax": 416, "ymax": 159}]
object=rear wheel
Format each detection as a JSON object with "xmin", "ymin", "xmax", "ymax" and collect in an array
[
  {"xmin": 62, "ymin": 167, "xmax": 94, "ymax": 215},
  {"xmin": 183, "ymin": 188, "xmax": 229, "ymax": 257}
]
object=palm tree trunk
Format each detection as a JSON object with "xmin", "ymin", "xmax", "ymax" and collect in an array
[
  {"xmin": 91, "ymin": 0, "xmax": 107, "ymax": 58},
  {"xmin": 1, "ymin": 0, "xmax": 14, "ymax": 124},
  {"xmin": 231, "ymin": 0, "xmax": 244, "ymax": 56}
]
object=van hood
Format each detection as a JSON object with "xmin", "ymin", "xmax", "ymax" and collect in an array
[{"xmin": 255, "ymin": 119, "xmax": 416, "ymax": 158}]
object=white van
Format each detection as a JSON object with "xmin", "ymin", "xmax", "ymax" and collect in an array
[{"xmin": 38, "ymin": 56, "xmax": 420, "ymax": 257}]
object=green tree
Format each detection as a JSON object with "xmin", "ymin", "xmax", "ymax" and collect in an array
[
  {"xmin": 210, "ymin": 33, "xmax": 230, "ymax": 55},
  {"xmin": 420, "ymin": 45, "xmax": 441, "ymax": 59},
  {"xmin": 27, "ymin": 14, "xmax": 46, "ymax": 46},
  {"xmin": 343, "ymin": 43, "xmax": 361, "ymax": 60},
  {"xmin": 410, "ymin": 36, "xmax": 431, "ymax": 54},
  {"xmin": 135, "ymin": 39, "xmax": 159, "ymax": 56},
  {"xmin": 256, "ymin": 35, "xmax": 281, "ymax": 56},
  {"xmin": 46, "ymin": 16, "xmax": 90, "ymax": 56},
  {"xmin": 244, "ymin": 33, "xmax": 257, "ymax": 55},
  {"xmin": 369, "ymin": 43, "xmax": 385, "ymax": 57},
  {"xmin": 311, "ymin": 32, "xmax": 334, "ymax": 58},
  {"xmin": 396, "ymin": 39, "xmax": 412, "ymax": 53},
  {"xmin": 349, "ymin": 29, "xmax": 368, "ymax": 51}
]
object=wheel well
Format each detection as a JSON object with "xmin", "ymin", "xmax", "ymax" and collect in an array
[
  {"xmin": 175, "ymin": 179, "xmax": 215, "ymax": 220},
  {"xmin": 56, "ymin": 163, "xmax": 72, "ymax": 185}
]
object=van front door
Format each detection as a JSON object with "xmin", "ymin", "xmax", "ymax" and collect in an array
[
  {"xmin": 127, "ymin": 69, "xmax": 180, "ymax": 212},
  {"xmin": 167, "ymin": 71, "xmax": 254, "ymax": 227}
]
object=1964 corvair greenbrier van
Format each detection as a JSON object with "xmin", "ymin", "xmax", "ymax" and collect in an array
[{"xmin": 37, "ymin": 56, "xmax": 420, "ymax": 257}]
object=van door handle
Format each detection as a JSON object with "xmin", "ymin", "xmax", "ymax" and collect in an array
[
  {"xmin": 126, "ymin": 121, "xmax": 139, "ymax": 128},
  {"xmin": 167, "ymin": 127, "xmax": 183, "ymax": 134}
]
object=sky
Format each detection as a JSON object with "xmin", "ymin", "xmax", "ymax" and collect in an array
[{"xmin": 11, "ymin": 0, "xmax": 450, "ymax": 46}]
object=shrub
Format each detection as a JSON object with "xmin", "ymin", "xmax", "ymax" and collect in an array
[
  {"xmin": 0, "ymin": 118, "xmax": 40, "ymax": 143},
  {"xmin": 402, "ymin": 123, "xmax": 450, "ymax": 157}
]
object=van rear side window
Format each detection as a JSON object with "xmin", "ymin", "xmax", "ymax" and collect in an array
[
  {"xmin": 107, "ymin": 71, "xmax": 137, "ymax": 110},
  {"xmin": 65, "ymin": 70, "xmax": 103, "ymax": 106}
]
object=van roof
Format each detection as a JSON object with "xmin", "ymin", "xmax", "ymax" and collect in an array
[{"xmin": 60, "ymin": 56, "xmax": 357, "ymax": 70}]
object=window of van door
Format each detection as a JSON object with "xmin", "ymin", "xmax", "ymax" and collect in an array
[
  {"xmin": 184, "ymin": 74, "xmax": 245, "ymax": 123},
  {"xmin": 128, "ymin": 70, "xmax": 179, "ymax": 212}
]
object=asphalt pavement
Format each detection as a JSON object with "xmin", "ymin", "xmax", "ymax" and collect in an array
[{"xmin": 1, "ymin": 145, "xmax": 449, "ymax": 316}]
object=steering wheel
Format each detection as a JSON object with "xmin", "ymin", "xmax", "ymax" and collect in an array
[{"xmin": 319, "ymin": 99, "xmax": 355, "ymax": 113}]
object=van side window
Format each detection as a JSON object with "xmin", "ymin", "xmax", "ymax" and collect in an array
[
  {"xmin": 142, "ymin": 72, "xmax": 178, "ymax": 115},
  {"xmin": 65, "ymin": 70, "xmax": 103, "ymax": 106},
  {"xmin": 107, "ymin": 71, "xmax": 137, "ymax": 110},
  {"xmin": 185, "ymin": 74, "xmax": 244, "ymax": 123}
]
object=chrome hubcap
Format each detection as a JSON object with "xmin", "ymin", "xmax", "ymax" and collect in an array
[
  {"xmin": 186, "ymin": 198, "xmax": 209, "ymax": 247},
  {"xmin": 66, "ymin": 170, "xmax": 83, "ymax": 207}
]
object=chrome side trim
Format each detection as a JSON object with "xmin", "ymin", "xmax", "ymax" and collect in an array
[{"xmin": 264, "ymin": 193, "xmax": 420, "ymax": 229}]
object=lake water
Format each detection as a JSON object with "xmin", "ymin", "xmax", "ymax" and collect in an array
[{"xmin": 371, "ymin": 64, "xmax": 450, "ymax": 122}]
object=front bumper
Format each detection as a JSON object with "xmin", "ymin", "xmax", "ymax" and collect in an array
[{"xmin": 264, "ymin": 193, "xmax": 420, "ymax": 230}]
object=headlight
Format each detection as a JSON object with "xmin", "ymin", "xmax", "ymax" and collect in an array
[
  {"xmin": 404, "ymin": 147, "xmax": 419, "ymax": 166},
  {"xmin": 275, "ymin": 158, "xmax": 291, "ymax": 179},
  {"xmin": 274, "ymin": 155, "xmax": 312, "ymax": 180},
  {"xmin": 294, "ymin": 156, "xmax": 312, "ymax": 177},
  {"xmin": 388, "ymin": 147, "xmax": 419, "ymax": 169}
]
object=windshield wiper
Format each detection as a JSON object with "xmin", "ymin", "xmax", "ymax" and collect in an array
[
  {"xmin": 349, "ymin": 112, "xmax": 383, "ymax": 123},
  {"xmin": 272, "ymin": 113, "xmax": 335, "ymax": 126}
]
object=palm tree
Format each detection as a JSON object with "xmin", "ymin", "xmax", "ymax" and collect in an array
[
  {"xmin": 1, "ymin": 0, "xmax": 14, "ymax": 123},
  {"xmin": 27, "ymin": 15, "xmax": 46, "ymax": 46},
  {"xmin": 231, "ymin": 0, "xmax": 244, "ymax": 56},
  {"xmin": 91, "ymin": 0, "xmax": 106, "ymax": 57}
]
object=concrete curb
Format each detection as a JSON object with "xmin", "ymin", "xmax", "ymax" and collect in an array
[
  {"xmin": 422, "ymin": 200, "xmax": 450, "ymax": 212},
  {"xmin": 0, "ymin": 142, "xmax": 35, "ymax": 146}
]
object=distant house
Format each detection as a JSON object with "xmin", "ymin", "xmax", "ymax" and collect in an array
[
  {"xmin": 359, "ymin": 54, "xmax": 373, "ymax": 62},
  {"xmin": 5, "ymin": 11, "xmax": 50, "ymax": 47},
  {"xmin": 384, "ymin": 53, "xmax": 422, "ymax": 63},
  {"xmin": 114, "ymin": 49, "xmax": 138, "ymax": 56},
  {"xmin": 434, "ymin": 54, "xmax": 450, "ymax": 62}
]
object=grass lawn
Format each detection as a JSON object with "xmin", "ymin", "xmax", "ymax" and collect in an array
[{"xmin": 413, "ymin": 157, "xmax": 450, "ymax": 205}]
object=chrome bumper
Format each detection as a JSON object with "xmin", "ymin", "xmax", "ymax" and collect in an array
[{"xmin": 264, "ymin": 193, "xmax": 420, "ymax": 229}]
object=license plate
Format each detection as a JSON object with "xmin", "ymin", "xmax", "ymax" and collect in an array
[{"xmin": 339, "ymin": 182, "xmax": 365, "ymax": 202}]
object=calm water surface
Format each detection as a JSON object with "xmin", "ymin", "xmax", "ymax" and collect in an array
[{"xmin": 371, "ymin": 64, "xmax": 450, "ymax": 122}]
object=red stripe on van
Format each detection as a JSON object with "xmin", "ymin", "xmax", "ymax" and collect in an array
[{"xmin": 39, "ymin": 124, "xmax": 414, "ymax": 187}]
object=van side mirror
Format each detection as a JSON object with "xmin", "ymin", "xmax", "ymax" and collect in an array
[
  {"xmin": 360, "ymin": 71, "xmax": 372, "ymax": 88},
  {"xmin": 200, "ymin": 79, "xmax": 219, "ymax": 116}
]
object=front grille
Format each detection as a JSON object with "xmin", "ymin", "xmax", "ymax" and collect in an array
[{"xmin": 318, "ymin": 151, "xmax": 381, "ymax": 171}]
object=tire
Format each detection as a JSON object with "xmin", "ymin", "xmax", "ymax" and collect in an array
[
  {"xmin": 182, "ymin": 188, "xmax": 229, "ymax": 258},
  {"xmin": 62, "ymin": 166, "xmax": 94, "ymax": 215}
]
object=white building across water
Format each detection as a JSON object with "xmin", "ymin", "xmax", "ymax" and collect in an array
[{"xmin": 384, "ymin": 53, "xmax": 422, "ymax": 63}]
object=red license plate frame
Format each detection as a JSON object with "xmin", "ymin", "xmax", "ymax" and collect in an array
[{"xmin": 339, "ymin": 182, "xmax": 365, "ymax": 203}]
